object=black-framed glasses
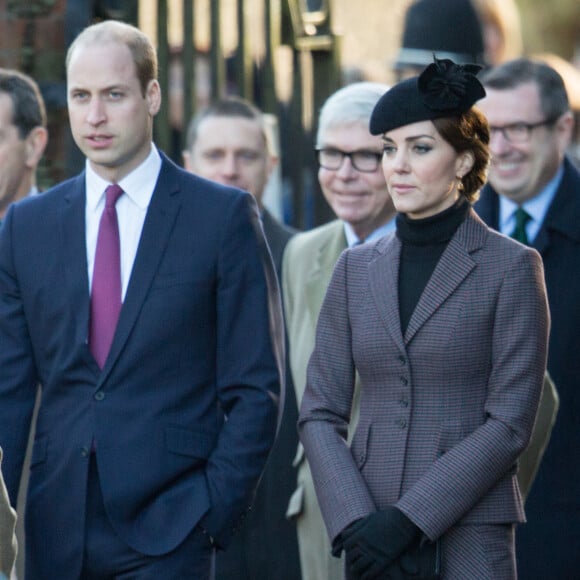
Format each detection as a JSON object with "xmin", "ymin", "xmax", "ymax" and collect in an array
[
  {"xmin": 489, "ymin": 117, "xmax": 559, "ymax": 143},
  {"xmin": 316, "ymin": 148, "xmax": 382, "ymax": 173}
]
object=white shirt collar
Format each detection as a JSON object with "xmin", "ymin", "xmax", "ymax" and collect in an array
[
  {"xmin": 85, "ymin": 144, "xmax": 162, "ymax": 211},
  {"xmin": 343, "ymin": 217, "xmax": 397, "ymax": 248}
]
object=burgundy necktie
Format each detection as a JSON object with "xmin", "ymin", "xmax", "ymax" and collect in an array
[{"xmin": 89, "ymin": 184, "xmax": 124, "ymax": 368}]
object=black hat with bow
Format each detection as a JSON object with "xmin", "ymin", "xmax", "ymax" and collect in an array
[{"xmin": 370, "ymin": 57, "xmax": 486, "ymax": 135}]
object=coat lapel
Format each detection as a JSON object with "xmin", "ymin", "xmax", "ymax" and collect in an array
[
  {"xmin": 98, "ymin": 159, "xmax": 182, "ymax": 381},
  {"xmin": 474, "ymin": 185, "xmax": 500, "ymax": 230},
  {"xmin": 404, "ymin": 210, "xmax": 485, "ymax": 344},
  {"xmin": 533, "ymin": 158, "xmax": 580, "ymax": 254},
  {"xmin": 305, "ymin": 223, "xmax": 346, "ymax": 323},
  {"xmin": 60, "ymin": 174, "xmax": 95, "ymax": 367},
  {"xmin": 369, "ymin": 234, "xmax": 405, "ymax": 351}
]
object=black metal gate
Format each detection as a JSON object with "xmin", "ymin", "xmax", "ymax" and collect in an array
[{"xmin": 148, "ymin": 0, "xmax": 341, "ymax": 229}]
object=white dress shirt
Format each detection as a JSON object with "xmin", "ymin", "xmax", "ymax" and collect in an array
[
  {"xmin": 85, "ymin": 145, "xmax": 162, "ymax": 300},
  {"xmin": 343, "ymin": 218, "xmax": 397, "ymax": 248}
]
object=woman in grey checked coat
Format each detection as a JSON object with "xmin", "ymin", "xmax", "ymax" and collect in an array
[{"xmin": 299, "ymin": 58, "xmax": 549, "ymax": 580}]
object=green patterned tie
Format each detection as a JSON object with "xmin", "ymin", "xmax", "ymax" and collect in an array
[{"xmin": 511, "ymin": 207, "xmax": 531, "ymax": 245}]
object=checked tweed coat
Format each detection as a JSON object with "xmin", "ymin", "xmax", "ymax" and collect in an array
[{"xmin": 298, "ymin": 209, "xmax": 549, "ymax": 561}]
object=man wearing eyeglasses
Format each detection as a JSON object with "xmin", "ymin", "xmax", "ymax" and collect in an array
[
  {"xmin": 475, "ymin": 57, "xmax": 580, "ymax": 578},
  {"xmin": 282, "ymin": 82, "xmax": 395, "ymax": 580}
]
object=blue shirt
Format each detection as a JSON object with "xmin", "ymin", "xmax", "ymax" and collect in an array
[{"xmin": 499, "ymin": 165, "xmax": 563, "ymax": 244}]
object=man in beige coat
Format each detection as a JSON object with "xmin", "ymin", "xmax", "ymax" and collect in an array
[
  {"xmin": 283, "ymin": 82, "xmax": 396, "ymax": 580},
  {"xmin": 0, "ymin": 448, "xmax": 17, "ymax": 579}
]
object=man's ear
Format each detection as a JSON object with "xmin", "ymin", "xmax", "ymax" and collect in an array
[
  {"xmin": 554, "ymin": 111, "xmax": 574, "ymax": 153},
  {"xmin": 266, "ymin": 153, "xmax": 279, "ymax": 179},
  {"xmin": 25, "ymin": 126, "xmax": 48, "ymax": 168},
  {"xmin": 182, "ymin": 149, "xmax": 191, "ymax": 170},
  {"xmin": 146, "ymin": 79, "xmax": 162, "ymax": 116}
]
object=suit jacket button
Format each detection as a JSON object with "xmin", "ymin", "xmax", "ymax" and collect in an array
[{"xmin": 94, "ymin": 391, "xmax": 105, "ymax": 401}]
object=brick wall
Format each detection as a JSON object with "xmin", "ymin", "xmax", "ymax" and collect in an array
[{"xmin": 0, "ymin": 0, "xmax": 69, "ymax": 189}]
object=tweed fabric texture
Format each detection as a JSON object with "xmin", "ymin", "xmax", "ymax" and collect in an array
[
  {"xmin": 299, "ymin": 210, "xmax": 549, "ymax": 562},
  {"xmin": 441, "ymin": 524, "xmax": 515, "ymax": 579}
]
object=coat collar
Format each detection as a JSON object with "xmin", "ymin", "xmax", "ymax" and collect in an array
[
  {"xmin": 60, "ymin": 173, "xmax": 92, "ymax": 366},
  {"xmin": 535, "ymin": 157, "xmax": 580, "ymax": 250},
  {"xmin": 100, "ymin": 155, "xmax": 182, "ymax": 382},
  {"xmin": 369, "ymin": 208, "xmax": 486, "ymax": 346}
]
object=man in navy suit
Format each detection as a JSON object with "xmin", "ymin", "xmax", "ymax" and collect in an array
[
  {"xmin": 0, "ymin": 20, "xmax": 283, "ymax": 580},
  {"xmin": 475, "ymin": 57, "xmax": 580, "ymax": 578},
  {"xmin": 184, "ymin": 96, "xmax": 301, "ymax": 580}
]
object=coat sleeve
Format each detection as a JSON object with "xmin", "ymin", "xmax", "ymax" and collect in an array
[
  {"xmin": 298, "ymin": 250, "xmax": 376, "ymax": 544},
  {"xmin": 201, "ymin": 192, "xmax": 284, "ymax": 547},
  {"xmin": 0, "ymin": 206, "xmax": 40, "ymax": 504}
]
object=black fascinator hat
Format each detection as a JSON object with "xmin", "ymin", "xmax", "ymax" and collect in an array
[{"xmin": 370, "ymin": 57, "xmax": 486, "ymax": 135}]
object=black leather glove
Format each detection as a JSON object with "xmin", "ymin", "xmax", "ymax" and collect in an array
[
  {"xmin": 332, "ymin": 531, "xmax": 346, "ymax": 558},
  {"xmin": 333, "ymin": 518, "xmax": 364, "ymax": 557},
  {"xmin": 385, "ymin": 561, "xmax": 407, "ymax": 580},
  {"xmin": 342, "ymin": 507, "xmax": 420, "ymax": 580}
]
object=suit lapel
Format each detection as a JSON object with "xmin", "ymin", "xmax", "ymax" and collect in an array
[
  {"xmin": 60, "ymin": 174, "xmax": 95, "ymax": 367},
  {"xmin": 99, "ymin": 159, "xmax": 182, "ymax": 380},
  {"xmin": 404, "ymin": 211, "xmax": 485, "ymax": 344},
  {"xmin": 533, "ymin": 159, "xmax": 580, "ymax": 254},
  {"xmin": 477, "ymin": 160, "xmax": 580, "ymax": 255},
  {"xmin": 305, "ymin": 223, "xmax": 346, "ymax": 323},
  {"xmin": 474, "ymin": 185, "xmax": 500, "ymax": 230}
]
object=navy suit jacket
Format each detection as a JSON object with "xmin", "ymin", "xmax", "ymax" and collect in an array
[
  {"xmin": 475, "ymin": 157, "xmax": 580, "ymax": 576},
  {"xmin": 216, "ymin": 208, "xmax": 301, "ymax": 579},
  {"xmin": 0, "ymin": 154, "xmax": 283, "ymax": 576}
]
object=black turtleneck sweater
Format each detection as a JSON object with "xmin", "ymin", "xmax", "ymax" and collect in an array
[{"xmin": 396, "ymin": 198, "xmax": 470, "ymax": 334}]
